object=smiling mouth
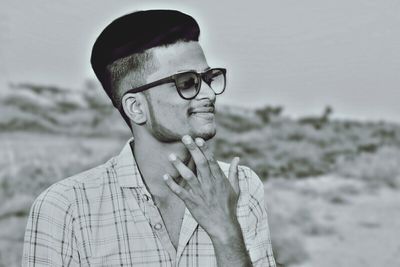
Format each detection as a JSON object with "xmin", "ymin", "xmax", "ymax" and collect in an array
[
  {"xmin": 190, "ymin": 107, "xmax": 215, "ymax": 114},
  {"xmin": 190, "ymin": 111, "xmax": 215, "ymax": 120}
]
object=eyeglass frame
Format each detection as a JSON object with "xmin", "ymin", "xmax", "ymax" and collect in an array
[{"xmin": 121, "ymin": 67, "xmax": 227, "ymax": 100}]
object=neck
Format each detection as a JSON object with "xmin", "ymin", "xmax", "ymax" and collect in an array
[{"xmin": 132, "ymin": 132, "xmax": 195, "ymax": 201}]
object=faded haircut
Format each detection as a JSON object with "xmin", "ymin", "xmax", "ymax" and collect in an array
[{"xmin": 106, "ymin": 50, "xmax": 157, "ymax": 126}]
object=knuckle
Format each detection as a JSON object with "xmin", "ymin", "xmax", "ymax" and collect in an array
[
  {"xmin": 185, "ymin": 175, "xmax": 195, "ymax": 182},
  {"xmin": 183, "ymin": 191, "xmax": 194, "ymax": 202},
  {"xmin": 195, "ymin": 137, "xmax": 205, "ymax": 147},
  {"xmin": 185, "ymin": 142, "xmax": 196, "ymax": 150},
  {"xmin": 200, "ymin": 184, "xmax": 211, "ymax": 195},
  {"xmin": 201, "ymin": 143, "xmax": 208, "ymax": 150},
  {"xmin": 182, "ymin": 170, "xmax": 194, "ymax": 180},
  {"xmin": 202, "ymin": 179, "xmax": 213, "ymax": 191},
  {"xmin": 197, "ymin": 158, "xmax": 208, "ymax": 168},
  {"xmin": 189, "ymin": 174, "xmax": 197, "ymax": 181},
  {"xmin": 207, "ymin": 154, "xmax": 216, "ymax": 162},
  {"xmin": 174, "ymin": 187, "xmax": 181, "ymax": 194},
  {"xmin": 185, "ymin": 198, "xmax": 196, "ymax": 208}
]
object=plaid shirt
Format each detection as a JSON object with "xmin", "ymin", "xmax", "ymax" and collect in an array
[{"xmin": 22, "ymin": 138, "xmax": 276, "ymax": 266}]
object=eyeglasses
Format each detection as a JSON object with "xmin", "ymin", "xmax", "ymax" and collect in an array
[{"xmin": 123, "ymin": 68, "xmax": 227, "ymax": 100}]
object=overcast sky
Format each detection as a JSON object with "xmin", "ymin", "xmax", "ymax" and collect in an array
[{"xmin": 1, "ymin": 0, "xmax": 399, "ymax": 122}]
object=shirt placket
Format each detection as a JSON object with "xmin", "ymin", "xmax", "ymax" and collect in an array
[{"xmin": 138, "ymin": 187, "xmax": 178, "ymax": 265}]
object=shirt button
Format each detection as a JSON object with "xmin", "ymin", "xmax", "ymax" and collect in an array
[
  {"xmin": 153, "ymin": 223, "xmax": 163, "ymax": 230},
  {"xmin": 143, "ymin": 195, "xmax": 150, "ymax": 201}
]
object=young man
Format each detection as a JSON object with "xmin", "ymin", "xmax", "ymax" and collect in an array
[{"xmin": 22, "ymin": 10, "xmax": 276, "ymax": 267}]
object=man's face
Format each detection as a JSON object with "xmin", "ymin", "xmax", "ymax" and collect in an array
[{"xmin": 141, "ymin": 41, "xmax": 218, "ymax": 142}]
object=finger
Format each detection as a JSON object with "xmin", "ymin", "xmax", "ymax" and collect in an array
[
  {"xmin": 163, "ymin": 174, "xmax": 191, "ymax": 201},
  {"xmin": 182, "ymin": 135, "xmax": 212, "ymax": 181},
  {"xmin": 168, "ymin": 153, "xmax": 202, "ymax": 193},
  {"xmin": 194, "ymin": 138, "xmax": 223, "ymax": 179},
  {"xmin": 228, "ymin": 157, "xmax": 240, "ymax": 195}
]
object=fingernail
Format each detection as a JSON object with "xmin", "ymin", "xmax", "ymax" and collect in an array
[
  {"xmin": 195, "ymin": 138, "xmax": 204, "ymax": 146},
  {"xmin": 182, "ymin": 135, "xmax": 192, "ymax": 145},
  {"xmin": 163, "ymin": 174, "xmax": 169, "ymax": 181},
  {"xmin": 168, "ymin": 153, "xmax": 177, "ymax": 161}
]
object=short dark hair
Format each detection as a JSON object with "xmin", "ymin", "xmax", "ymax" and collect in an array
[
  {"xmin": 105, "ymin": 50, "xmax": 156, "ymax": 126},
  {"xmin": 91, "ymin": 10, "xmax": 200, "ymax": 113}
]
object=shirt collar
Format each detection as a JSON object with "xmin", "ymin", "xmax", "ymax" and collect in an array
[{"xmin": 114, "ymin": 137, "xmax": 145, "ymax": 188}]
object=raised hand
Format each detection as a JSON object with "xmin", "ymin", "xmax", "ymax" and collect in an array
[{"xmin": 163, "ymin": 135, "xmax": 241, "ymax": 241}]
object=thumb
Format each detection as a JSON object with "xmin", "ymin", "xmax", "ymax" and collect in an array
[{"xmin": 228, "ymin": 157, "xmax": 240, "ymax": 194}]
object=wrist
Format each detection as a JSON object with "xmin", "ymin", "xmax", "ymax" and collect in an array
[
  {"xmin": 210, "ymin": 220, "xmax": 253, "ymax": 267},
  {"xmin": 210, "ymin": 220, "xmax": 243, "ymax": 245}
]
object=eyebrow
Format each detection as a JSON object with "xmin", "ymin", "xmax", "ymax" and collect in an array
[{"xmin": 177, "ymin": 66, "xmax": 211, "ymax": 73}]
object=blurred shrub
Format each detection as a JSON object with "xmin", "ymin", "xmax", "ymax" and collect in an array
[
  {"xmin": 335, "ymin": 146, "xmax": 400, "ymax": 188},
  {"xmin": 255, "ymin": 105, "xmax": 283, "ymax": 123},
  {"xmin": 299, "ymin": 106, "xmax": 333, "ymax": 129},
  {"xmin": 214, "ymin": 109, "xmax": 400, "ymax": 180},
  {"xmin": 2, "ymin": 82, "xmax": 400, "ymax": 181},
  {"xmin": 0, "ymin": 134, "xmax": 125, "ymax": 200},
  {"xmin": 0, "ymin": 83, "xmax": 130, "ymax": 137}
]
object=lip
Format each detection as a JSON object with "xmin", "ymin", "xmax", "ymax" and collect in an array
[
  {"xmin": 190, "ymin": 107, "xmax": 215, "ymax": 114},
  {"xmin": 191, "ymin": 112, "xmax": 215, "ymax": 120}
]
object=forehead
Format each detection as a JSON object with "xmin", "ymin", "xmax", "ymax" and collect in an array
[{"xmin": 148, "ymin": 41, "xmax": 209, "ymax": 80}]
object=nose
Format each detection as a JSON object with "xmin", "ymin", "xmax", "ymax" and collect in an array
[{"xmin": 195, "ymin": 80, "xmax": 216, "ymax": 102}]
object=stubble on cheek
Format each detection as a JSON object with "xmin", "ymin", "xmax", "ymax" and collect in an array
[{"xmin": 147, "ymin": 101, "xmax": 186, "ymax": 142}]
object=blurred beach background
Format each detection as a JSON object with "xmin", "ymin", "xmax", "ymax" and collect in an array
[{"xmin": 1, "ymin": 1, "xmax": 400, "ymax": 266}]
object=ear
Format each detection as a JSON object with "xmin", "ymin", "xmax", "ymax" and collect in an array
[{"xmin": 121, "ymin": 93, "xmax": 147, "ymax": 125}]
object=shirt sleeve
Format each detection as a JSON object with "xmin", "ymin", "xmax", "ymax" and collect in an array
[
  {"xmin": 244, "ymin": 167, "xmax": 276, "ymax": 267},
  {"xmin": 22, "ymin": 184, "xmax": 81, "ymax": 266}
]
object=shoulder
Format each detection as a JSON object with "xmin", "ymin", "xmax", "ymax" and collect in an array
[
  {"xmin": 30, "ymin": 159, "xmax": 113, "ymax": 215},
  {"xmin": 22, "ymin": 162, "xmax": 113, "ymax": 266}
]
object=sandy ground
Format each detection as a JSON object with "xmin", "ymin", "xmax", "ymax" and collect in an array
[
  {"xmin": 266, "ymin": 177, "xmax": 400, "ymax": 267},
  {"xmin": 298, "ymin": 187, "xmax": 400, "ymax": 267}
]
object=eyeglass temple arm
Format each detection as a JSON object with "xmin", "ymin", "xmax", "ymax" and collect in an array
[
  {"xmin": 117, "ymin": 76, "xmax": 172, "ymax": 111},
  {"xmin": 124, "ymin": 76, "xmax": 175, "ymax": 95}
]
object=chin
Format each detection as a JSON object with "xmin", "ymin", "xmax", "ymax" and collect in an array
[{"xmin": 192, "ymin": 125, "xmax": 217, "ymax": 141}]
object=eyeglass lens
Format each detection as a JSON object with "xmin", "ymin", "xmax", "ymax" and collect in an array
[
  {"xmin": 205, "ymin": 69, "xmax": 225, "ymax": 94},
  {"xmin": 175, "ymin": 69, "xmax": 225, "ymax": 99},
  {"xmin": 175, "ymin": 73, "xmax": 200, "ymax": 99}
]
